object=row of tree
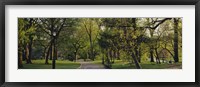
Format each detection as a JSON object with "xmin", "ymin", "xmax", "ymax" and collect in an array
[
  {"xmin": 18, "ymin": 18, "xmax": 182, "ymax": 69},
  {"xmin": 98, "ymin": 18, "xmax": 181, "ymax": 68}
]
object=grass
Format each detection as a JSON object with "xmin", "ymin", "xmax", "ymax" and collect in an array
[
  {"xmin": 92, "ymin": 60, "xmax": 182, "ymax": 69},
  {"xmin": 20, "ymin": 59, "xmax": 182, "ymax": 69},
  {"xmin": 20, "ymin": 59, "xmax": 80, "ymax": 69},
  {"xmin": 140, "ymin": 63, "xmax": 182, "ymax": 69}
]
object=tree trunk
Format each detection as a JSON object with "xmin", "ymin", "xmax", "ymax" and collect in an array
[
  {"xmin": 22, "ymin": 50, "xmax": 26, "ymax": 61},
  {"xmin": 109, "ymin": 49, "xmax": 113, "ymax": 63},
  {"xmin": 131, "ymin": 52, "xmax": 141, "ymax": 69},
  {"xmin": 117, "ymin": 49, "xmax": 120, "ymax": 60},
  {"xmin": 43, "ymin": 47, "xmax": 47, "ymax": 60},
  {"xmin": 28, "ymin": 38, "xmax": 33, "ymax": 64},
  {"xmin": 101, "ymin": 49, "xmax": 105, "ymax": 64},
  {"xmin": 52, "ymin": 37, "xmax": 56, "ymax": 69},
  {"xmin": 25, "ymin": 43, "xmax": 30, "ymax": 64},
  {"xmin": 150, "ymin": 48, "xmax": 154, "ymax": 62},
  {"xmin": 113, "ymin": 49, "xmax": 116, "ymax": 63},
  {"xmin": 89, "ymin": 38, "xmax": 94, "ymax": 61},
  {"xmin": 174, "ymin": 18, "xmax": 179, "ymax": 63},
  {"xmin": 74, "ymin": 51, "xmax": 77, "ymax": 62},
  {"xmin": 129, "ymin": 18, "xmax": 141, "ymax": 69},
  {"xmin": 135, "ymin": 46, "xmax": 141, "ymax": 63},
  {"xmin": 155, "ymin": 48, "xmax": 161, "ymax": 64},
  {"xmin": 102, "ymin": 54, "xmax": 105, "ymax": 64},
  {"xmin": 18, "ymin": 45, "xmax": 23, "ymax": 68},
  {"xmin": 138, "ymin": 47, "xmax": 141, "ymax": 63},
  {"xmin": 105, "ymin": 48, "xmax": 111, "ymax": 68},
  {"xmin": 45, "ymin": 43, "xmax": 51, "ymax": 64},
  {"xmin": 50, "ymin": 43, "xmax": 53, "ymax": 60}
]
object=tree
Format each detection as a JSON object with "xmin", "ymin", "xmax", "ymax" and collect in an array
[
  {"xmin": 81, "ymin": 18, "xmax": 99, "ymax": 61},
  {"xmin": 38, "ymin": 18, "xmax": 77, "ymax": 64},
  {"xmin": 98, "ymin": 28, "xmax": 113, "ymax": 68},
  {"xmin": 18, "ymin": 18, "xmax": 37, "ymax": 66},
  {"xmin": 158, "ymin": 18, "xmax": 182, "ymax": 63},
  {"xmin": 145, "ymin": 18, "xmax": 172, "ymax": 63},
  {"xmin": 19, "ymin": 17, "xmax": 182, "ymax": 69},
  {"xmin": 70, "ymin": 28, "xmax": 86, "ymax": 62},
  {"xmin": 99, "ymin": 18, "xmax": 144, "ymax": 69}
]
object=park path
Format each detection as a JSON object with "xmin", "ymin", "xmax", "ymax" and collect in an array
[{"xmin": 77, "ymin": 60, "xmax": 105, "ymax": 69}]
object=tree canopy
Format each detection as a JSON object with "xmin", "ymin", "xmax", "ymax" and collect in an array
[{"xmin": 18, "ymin": 18, "xmax": 182, "ymax": 69}]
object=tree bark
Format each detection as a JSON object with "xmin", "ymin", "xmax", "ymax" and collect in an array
[
  {"xmin": 135, "ymin": 46, "xmax": 141, "ymax": 63},
  {"xmin": 131, "ymin": 52, "xmax": 141, "ymax": 69},
  {"xmin": 173, "ymin": 18, "xmax": 179, "ymax": 63},
  {"xmin": 117, "ymin": 49, "xmax": 120, "ymax": 60},
  {"xmin": 131, "ymin": 18, "xmax": 141, "ymax": 69},
  {"xmin": 45, "ymin": 43, "xmax": 52, "ymax": 64},
  {"xmin": 102, "ymin": 53, "xmax": 105, "ymax": 64},
  {"xmin": 109, "ymin": 49, "xmax": 113, "ymax": 63},
  {"xmin": 50, "ymin": 43, "xmax": 53, "ymax": 60},
  {"xmin": 89, "ymin": 37, "xmax": 94, "ymax": 61},
  {"xmin": 22, "ymin": 50, "xmax": 26, "ymax": 61},
  {"xmin": 43, "ymin": 47, "xmax": 47, "ymax": 60},
  {"xmin": 18, "ymin": 45, "xmax": 23, "ymax": 68},
  {"xmin": 28, "ymin": 38, "xmax": 33, "ymax": 64},
  {"xmin": 101, "ymin": 48, "xmax": 105, "ymax": 64},
  {"xmin": 150, "ymin": 48, "xmax": 154, "ymax": 62},
  {"xmin": 155, "ymin": 48, "xmax": 161, "ymax": 64},
  {"xmin": 138, "ymin": 47, "xmax": 141, "ymax": 63},
  {"xmin": 25, "ymin": 43, "xmax": 30, "ymax": 64},
  {"xmin": 104, "ymin": 48, "xmax": 111, "ymax": 68}
]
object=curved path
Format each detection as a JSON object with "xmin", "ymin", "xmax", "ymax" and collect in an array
[{"xmin": 78, "ymin": 62, "xmax": 105, "ymax": 69}]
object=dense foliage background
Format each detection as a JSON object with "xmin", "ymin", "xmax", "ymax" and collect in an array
[{"xmin": 18, "ymin": 18, "xmax": 182, "ymax": 69}]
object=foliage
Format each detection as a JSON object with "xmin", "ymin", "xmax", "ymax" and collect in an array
[{"xmin": 18, "ymin": 18, "xmax": 182, "ymax": 69}]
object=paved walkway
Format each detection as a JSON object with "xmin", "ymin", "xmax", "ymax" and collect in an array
[{"xmin": 77, "ymin": 60, "xmax": 105, "ymax": 69}]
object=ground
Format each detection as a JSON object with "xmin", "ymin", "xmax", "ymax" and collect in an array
[
  {"xmin": 19, "ymin": 59, "xmax": 182, "ymax": 69},
  {"xmin": 92, "ymin": 60, "xmax": 182, "ymax": 69},
  {"xmin": 20, "ymin": 60, "xmax": 80, "ymax": 69}
]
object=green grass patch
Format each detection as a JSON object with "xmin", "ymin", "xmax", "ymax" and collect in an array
[
  {"xmin": 92, "ymin": 60, "xmax": 182, "ymax": 69},
  {"xmin": 20, "ymin": 59, "xmax": 182, "ymax": 69},
  {"xmin": 20, "ymin": 59, "xmax": 80, "ymax": 69}
]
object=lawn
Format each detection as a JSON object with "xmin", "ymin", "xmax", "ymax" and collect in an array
[
  {"xmin": 20, "ymin": 60, "xmax": 81, "ymax": 69},
  {"xmin": 20, "ymin": 59, "xmax": 182, "ymax": 69},
  {"xmin": 92, "ymin": 60, "xmax": 182, "ymax": 69}
]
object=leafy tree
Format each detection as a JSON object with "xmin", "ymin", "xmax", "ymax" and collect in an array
[
  {"xmin": 18, "ymin": 18, "xmax": 37, "ymax": 66},
  {"xmin": 81, "ymin": 18, "xmax": 99, "ymax": 61}
]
